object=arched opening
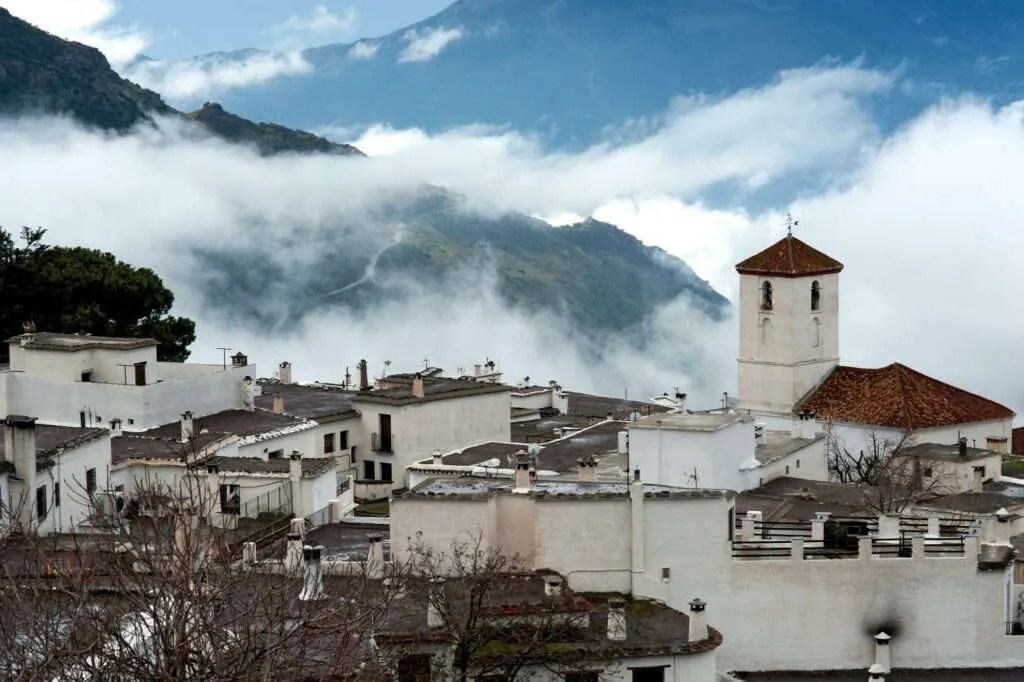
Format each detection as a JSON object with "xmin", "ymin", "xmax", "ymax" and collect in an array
[
  {"xmin": 760, "ymin": 317, "xmax": 772, "ymax": 345},
  {"xmin": 760, "ymin": 281, "xmax": 773, "ymax": 311},
  {"xmin": 811, "ymin": 280, "xmax": 821, "ymax": 311}
]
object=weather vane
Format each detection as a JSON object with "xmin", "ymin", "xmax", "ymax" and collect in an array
[{"xmin": 785, "ymin": 212, "xmax": 799, "ymax": 237}]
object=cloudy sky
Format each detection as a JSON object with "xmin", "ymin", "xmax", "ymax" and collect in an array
[{"xmin": 2, "ymin": 1, "xmax": 1023, "ymax": 414}]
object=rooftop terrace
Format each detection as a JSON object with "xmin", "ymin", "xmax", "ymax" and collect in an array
[
  {"xmin": 255, "ymin": 381, "xmax": 358, "ymax": 421},
  {"xmin": 400, "ymin": 478, "xmax": 733, "ymax": 501}
]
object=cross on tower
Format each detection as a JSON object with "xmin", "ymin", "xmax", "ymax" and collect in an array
[{"xmin": 785, "ymin": 212, "xmax": 799, "ymax": 237}]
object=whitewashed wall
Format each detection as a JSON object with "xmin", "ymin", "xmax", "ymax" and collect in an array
[
  {"xmin": 35, "ymin": 435, "xmax": 111, "ymax": 534},
  {"xmin": 629, "ymin": 422, "xmax": 752, "ymax": 491}
]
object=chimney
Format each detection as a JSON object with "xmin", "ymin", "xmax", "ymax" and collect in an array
[
  {"xmin": 959, "ymin": 436, "xmax": 968, "ymax": 458},
  {"xmin": 798, "ymin": 411, "xmax": 817, "ymax": 439},
  {"xmin": 431, "ymin": 449, "xmax": 443, "ymax": 465},
  {"xmin": 284, "ymin": 533, "xmax": 303, "ymax": 572},
  {"xmin": 109, "ymin": 419, "xmax": 123, "ymax": 437},
  {"xmin": 868, "ymin": 663, "xmax": 886, "ymax": 681},
  {"xmin": 874, "ymin": 632, "xmax": 891, "ymax": 674},
  {"xmin": 427, "ymin": 577, "xmax": 445, "ymax": 629},
  {"xmin": 367, "ymin": 534, "xmax": 385, "ymax": 578},
  {"xmin": 543, "ymin": 574, "xmax": 564, "ymax": 597},
  {"xmin": 971, "ymin": 465, "xmax": 985, "ymax": 493},
  {"xmin": 630, "ymin": 468, "xmax": 645, "ymax": 578},
  {"xmin": 577, "ymin": 456, "xmax": 598, "ymax": 483},
  {"xmin": 994, "ymin": 507, "xmax": 1011, "ymax": 544},
  {"xmin": 513, "ymin": 450, "xmax": 531, "ymax": 491},
  {"xmin": 278, "ymin": 361, "xmax": 293, "ymax": 385},
  {"xmin": 205, "ymin": 462, "xmax": 220, "ymax": 521},
  {"xmin": 411, "ymin": 374, "xmax": 425, "ymax": 399},
  {"xmin": 241, "ymin": 376, "xmax": 255, "ymax": 411},
  {"xmin": 272, "ymin": 394, "xmax": 285, "ymax": 414},
  {"xmin": 230, "ymin": 352, "xmax": 248, "ymax": 368},
  {"xmin": 358, "ymin": 359, "xmax": 370, "ymax": 391},
  {"xmin": 474, "ymin": 363, "xmax": 483, "ymax": 377},
  {"xmin": 606, "ymin": 598, "xmax": 627, "ymax": 641},
  {"xmin": 617, "ymin": 430, "xmax": 628, "ymax": 455},
  {"xmin": 754, "ymin": 424, "xmax": 765, "ymax": 446},
  {"xmin": 289, "ymin": 452, "xmax": 304, "ymax": 518},
  {"xmin": 299, "ymin": 545, "xmax": 325, "ymax": 601},
  {"xmin": 5, "ymin": 415, "xmax": 37, "ymax": 532},
  {"xmin": 180, "ymin": 411, "xmax": 194, "ymax": 442},
  {"xmin": 688, "ymin": 598, "xmax": 708, "ymax": 641},
  {"xmin": 789, "ymin": 417, "xmax": 801, "ymax": 439}
]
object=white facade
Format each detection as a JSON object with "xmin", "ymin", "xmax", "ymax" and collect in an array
[
  {"xmin": 353, "ymin": 391, "xmax": 511, "ymax": 489},
  {"xmin": 392, "ymin": 479, "xmax": 1023, "ymax": 673},
  {"xmin": 737, "ymin": 272, "xmax": 839, "ymax": 415}
]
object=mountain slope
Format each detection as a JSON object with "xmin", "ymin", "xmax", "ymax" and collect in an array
[
  {"xmin": 0, "ymin": 7, "xmax": 360, "ymax": 156},
  {"xmin": 204, "ymin": 0, "xmax": 1024, "ymax": 148}
]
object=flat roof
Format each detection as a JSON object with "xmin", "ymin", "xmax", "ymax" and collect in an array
[
  {"xmin": 306, "ymin": 521, "xmax": 390, "ymax": 561},
  {"xmin": 755, "ymin": 431, "xmax": 824, "ymax": 465},
  {"xmin": 111, "ymin": 432, "xmax": 227, "ymax": 464},
  {"xmin": 399, "ymin": 478, "xmax": 734, "ymax": 501},
  {"xmin": 7, "ymin": 332, "xmax": 158, "ymax": 352},
  {"xmin": 0, "ymin": 423, "xmax": 108, "ymax": 473},
  {"xmin": 353, "ymin": 378, "xmax": 511, "ymax": 406},
  {"xmin": 918, "ymin": 489, "xmax": 1024, "ymax": 515},
  {"xmin": 737, "ymin": 477, "xmax": 878, "ymax": 521},
  {"xmin": 439, "ymin": 420, "xmax": 626, "ymax": 474},
  {"xmin": 211, "ymin": 455, "xmax": 335, "ymax": 479},
  {"xmin": 632, "ymin": 411, "xmax": 749, "ymax": 432},
  {"xmin": 564, "ymin": 391, "xmax": 671, "ymax": 419},
  {"xmin": 140, "ymin": 409, "xmax": 309, "ymax": 441},
  {"xmin": 255, "ymin": 381, "xmax": 359, "ymax": 422},
  {"xmin": 897, "ymin": 442, "xmax": 999, "ymax": 463}
]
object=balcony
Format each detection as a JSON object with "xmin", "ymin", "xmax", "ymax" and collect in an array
[{"xmin": 371, "ymin": 432, "xmax": 395, "ymax": 453}]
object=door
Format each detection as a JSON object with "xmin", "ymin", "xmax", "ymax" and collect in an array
[
  {"xmin": 134, "ymin": 361, "xmax": 147, "ymax": 386},
  {"xmin": 381, "ymin": 462, "xmax": 393, "ymax": 483},
  {"xmin": 379, "ymin": 414, "xmax": 392, "ymax": 452}
]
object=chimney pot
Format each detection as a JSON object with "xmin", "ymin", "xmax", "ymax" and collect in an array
[
  {"xmin": 873, "ymin": 631, "xmax": 891, "ymax": 674},
  {"xmin": 412, "ymin": 374, "xmax": 425, "ymax": 399},
  {"xmin": 543, "ymin": 575, "xmax": 564, "ymax": 597},
  {"xmin": 688, "ymin": 597, "xmax": 708, "ymax": 641},
  {"xmin": 431, "ymin": 449, "xmax": 443, "ymax": 464},
  {"xmin": 358, "ymin": 359, "xmax": 370, "ymax": 391},
  {"xmin": 180, "ymin": 411, "xmax": 194, "ymax": 442},
  {"xmin": 5, "ymin": 415, "xmax": 38, "ymax": 531},
  {"xmin": 607, "ymin": 598, "xmax": 627, "ymax": 641},
  {"xmin": 299, "ymin": 544, "xmax": 325, "ymax": 601},
  {"xmin": 272, "ymin": 394, "xmax": 285, "ymax": 414},
  {"xmin": 868, "ymin": 663, "xmax": 886, "ymax": 681},
  {"xmin": 278, "ymin": 361, "xmax": 293, "ymax": 385}
]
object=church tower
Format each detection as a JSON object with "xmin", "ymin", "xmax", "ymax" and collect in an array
[{"xmin": 735, "ymin": 218, "xmax": 844, "ymax": 416}]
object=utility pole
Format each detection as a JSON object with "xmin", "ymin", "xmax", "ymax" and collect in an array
[{"xmin": 217, "ymin": 347, "xmax": 232, "ymax": 370}]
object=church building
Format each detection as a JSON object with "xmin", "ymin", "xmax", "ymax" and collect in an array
[{"xmin": 734, "ymin": 225, "xmax": 1015, "ymax": 454}]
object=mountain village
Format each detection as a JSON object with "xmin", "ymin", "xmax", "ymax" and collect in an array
[{"xmin": 3, "ymin": 232, "xmax": 1024, "ymax": 681}]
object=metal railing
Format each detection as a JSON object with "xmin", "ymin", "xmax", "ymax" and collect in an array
[
  {"xmin": 370, "ymin": 432, "xmax": 395, "ymax": 453},
  {"xmin": 731, "ymin": 539, "xmax": 793, "ymax": 559},
  {"xmin": 240, "ymin": 485, "xmax": 292, "ymax": 521}
]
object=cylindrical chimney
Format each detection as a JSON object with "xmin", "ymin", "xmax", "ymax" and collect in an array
[
  {"xmin": 358, "ymin": 359, "xmax": 370, "ymax": 391},
  {"xmin": 299, "ymin": 545, "xmax": 325, "ymax": 601},
  {"xmin": 180, "ymin": 411, "xmax": 194, "ymax": 441},
  {"xmin": 688, "ymin": 598, "xmax": 708, "ymax": 642},
  {"xmin": 874, "ymin": 632, "xmax": 891, "ymax": 673},
  {"xmin": 272, "ymin": 394, "xmax": 285, "ymax": 414},
  {"xmin": 6, "ymin": 416, "xmax": 38, "ymax": 532},
  {"xmin": 278, "ymin": 361, "xmax": 293, "ymax": 385}
]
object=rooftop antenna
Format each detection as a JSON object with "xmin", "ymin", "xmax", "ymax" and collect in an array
[
  {"xmin": 344, "ymin": 366, "xmax": 352, "ymax": 390},
  {"xmin": 383, "ymin": 359, "xmax": 392, "ymax": 378},
  {"xmin": 785, "ymin": 212, "xmax": 798, "ymax": 237},
  {"xmin": 216, "ymin": 347, "xmax": 232, "ymax": 370},
  {"xmin": 423, "ymin": 356, "xmax": 430, "ymax": 369}
]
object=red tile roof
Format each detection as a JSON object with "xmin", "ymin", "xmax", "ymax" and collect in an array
[
  {"xmin": 797, "ymin": 363, "xmax": 1014, "ymax": 430},
  {"xmin": 735, "ymin": 235, "xmax": 844, "ymax": 277}
]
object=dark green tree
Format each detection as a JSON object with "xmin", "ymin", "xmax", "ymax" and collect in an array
[{"xmin": 0, "ymin": 226, "xmax": 195, "ymax": 361}]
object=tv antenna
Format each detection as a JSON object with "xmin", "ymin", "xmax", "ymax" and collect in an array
[
  {"xmin": 785, "ymin": 212, "xmax": 799, "ymax": 237},
  {"xmin": 216, "ymin": 347, "xmax": 232, "ymax": 370}
]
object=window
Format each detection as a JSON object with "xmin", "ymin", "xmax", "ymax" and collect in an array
[
  {"xmin": 114, "ymin": 484, "xmax": 125, "ymax": 512},
  {"xmin": 79, "ymin": 411, "xmax": 86, "ymax": 428},
  {"xmin": 922, "ymin": 466, "xmax": 933, "ymax": 478},
  {"xmin": 80, "ymin": 371, "xmax": 92, "ymax": 382},
  {"xmin": 54, "ymin": 482, "xmax": 61, "ymax": 507},
  {"xmin": 351, "ymin": 445, "xmax": 358, "ymax": 463},
  {"xmin": 339, "ymin": 430, "xmax": 349, "ymax": 450},
  {"xmin": 397, "ymin": 654, "xmax": 431, "ymax": 682},
  {"xmin": 85, "ymin": 468, "xmax": 97, "ymax": 495},
  {"xmin": 36, "ymin": 486, "xmax": 47, "ymax": 520},
  {"xmin": 631, "ymin": 667, "xmax": 666, "ymax": 682},
  {"xmin": 363, "ymin": 460, "xmax": 375, "ymax": 480},
  {"xmin": 785, "ymin": 465, "xmax": 790, "ymax": 475},
  {"xmin": 760, "ymin": 280, "xmax": 773, "ymax": 311},
  {"xmin": 796, "ymin": 459, "xmax": 801, "ymax": 468},
  {"xmin": 378, "ymin": 414, "xmax": 393, "ymax": 452},
  {"xmin": 268, "ymin": 449, "xmax": 284, "ymax": 459},
  {"xmin": 565, "ymin": 673, "xmax": 599, "ymax": 682},
  {"xmin": 219, "ymin": 484, "xmax": 241, "ymax": 514},
  {"xmin": 381, "ymin": 462, "xmax": 393, "ymax": 482},
  {"xmin": 323, "ymin": 433, "xmax": 336, "ymax": 454},
  {"xmin": 811, "ymin": 280, "xmax": 821, "ymax": 311}
]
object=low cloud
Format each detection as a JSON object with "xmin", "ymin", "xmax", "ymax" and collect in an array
[
  {"xmin": 398, "ymin": 26, "xmax": 463, "ymax": 63},
  {"xmin": 348, "ymin": 40, "xmax": 380, "ymax": 60},
  {"xmin": 0, "ymin": 0, "xmax": 146, "ymax": 68},
  {"xmin": 272, "ymin": 4, "xmax": 357, "ymax": 50},
  {"xmin": 124, "ymin": 51, "xmax": 312, "ymax": 102},
  {"xmin": 1, "ymin": 64, "xmax": 1022, "ymax": 412}
]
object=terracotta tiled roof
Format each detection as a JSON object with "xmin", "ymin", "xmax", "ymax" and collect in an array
[
  {"xmin": 735, "ymin": 235, "xmax": 844, "ymax": 277},
  {"xmin": 797, "ymin": 363, "xmax": 1014, "ymax": 430}
]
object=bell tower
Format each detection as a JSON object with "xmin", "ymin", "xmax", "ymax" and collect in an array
[{"xmin": 735, "ymin": 215, "xmax": 843, "ymax": 416}]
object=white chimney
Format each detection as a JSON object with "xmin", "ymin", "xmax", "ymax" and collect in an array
[
  {"xmin": 241, "ymin": 377, "xmax": 255, "ymax": 411},
  {"xmin": 994, "ymin": 507, "xmax": 1012, "ymax": 545},
  {"xmin": 431, "ymin": 449, "xmax": 443, "ymax": 465},
  {"xmin": 688, "ymin": 598, "xmax": 708, "ymax": 641},
  {"xmin": 299, "ymin": 545, "xmax": 325, "ymax": 601},
  {"xmin": 205, "ymin": 462, "xmax": 220, "ymax": 522},
  {"xmin": 180, "ymin": 411, "xmax": 194, "ymax": 442},
  {"xmin": 607, "ymin": 598, "xmax": 627, "ymax": 640},
  {"xmin": 617, "ymin": 430, "xmax": 628, "ymax": 455},
  {"xmin": 289, "ymin": 452, "xmax": 304, "ymax": 518},
  {"xmin": 798, "ymin": 412, "xmax": 817, "ymax": 440},
  {"xmin": 543, "ymin": 575, "xmax": 564, "ymax": 597},
  {"xmin": 874, "ymin": 632, "xmax": 891, "ymax": 673},
  {"xmin": 272, "ymin": 394, "xmax": 285, "ymax": 414},
  {"xmin": 577, "ymin": 456, "xmax": 598, "ymax": 482},
  {"xmin": 513, "ymin": 450, "xmax": 531, "ymax": 491},
  {"xmin": 630, "ymin": 468, "xmax": 645, "ymax": 576},
  {"xmin": 284, "ymin": 533, "xmax": 303, "ymax": 572},
  {"xmin": 242, "ymin": 542, "xmax": 257, "ymax": 564},
  {"xmin": 366, "ymin": 534, "xmax": 385, "ymax": 579},
  {"xmin": 278, "ymin": 361, "xmax": 293, "ymax": 385},
  {"xmin": 474, "ymin": 363, "xmax": 483, "ymax": 377},
  {"xmin": 972, "ymin": 465, "xmax": 985, "ymax": 493},
  {"xmin": 110, "ymin": 419, "xmax": 123, "ymax": 437},
  {"xmin": 868, "ymin": 663, "xmax": 886, "ymax": 681},
  {"xmin": 427, "ymin": 577, "xmax": 445, "ymax": 629},
  {"xmin": 6, "ymin": 415, "xmax": 38, "ymax": 532},
  {"xmin": 789, "ymin": 417, "xmax": 801, "ymax": 439},
  {"xmin": 411, "ymin": 374, "xmax": 425, "ymax": 399}
]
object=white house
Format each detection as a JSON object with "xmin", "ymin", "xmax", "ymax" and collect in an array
[
  {"xmin": 628, "ymin": 411, "xmax": 827, "ymax": 491},
  {"xmin": 390, "ymin": 470, "xmax": 1022, "ymax": 675},
  {"xmin": 2, "ymin": 414, "xmax": 111, "ymax": 535},
  {"xmin": 0, "ymin": 332, "xmax": 256, "ymax": 431},
  {"xmin": 732, "ymin": 232, "xmax": 1015, "ymax": 458}
]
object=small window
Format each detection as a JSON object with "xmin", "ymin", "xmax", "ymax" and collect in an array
[
  {"xmin": 381, "ymin": 462, "xmax": 393, "ymax": 482},
  {"xmin": 363, "ymin": 460, "xmax": 375, "ymax": 480},
  {"xmin": 54, "ymin": 482, "xmax": 61, "ymax": 508},
  {"xmin": 785, "ymin": 465, "xmax": 790, "ymax": 475},
  {"xmin": 811, "ymin": 280, "xmax": 821, "ymax": 311},
  {"xmin": 761, "ymin": 281, "xmax": 773, "ymax": 311},
  {"xmin": 268, "ymin": 449, "xmax": 284, "ymax": 459},
  {"xmin": 219, "ymin": 484, "xmax": 241, "ymax": 514},
  {"xmin": 323, "ymin": 433, "xmax": 336, "ymax": 454},
  {"xmin": 85, "ymin": 468, "xmax": 97, "ymax": 495},
  {"xmin": 36, "ymin": 486, "xmax": 47, "ymax": 520},
  {"xmin": 339, "ymin": 430, "xmax": 349, "ymax": 450},
  {"xmin": 632, "ymin": 667, "xmax": 666, "ymax": 682},
  {"xmin": 796, "ymin": 459, "xmax": 801, "ymax": 468},
  {"xmin": 351, "ymin": 445, "xmax": 358, "ymax": 463},
  {"xmin": 397, "ymin": 654, "xmax": 432, "ymax": 682},
  {"xmin": 923, "ymin": 466, "xmax": 933, "ymax": 478},
  {"xmin": 80, "ymin": 371, "xmax": 92, "ymax": 382},
  {"xmin": 565, "ymin": 673, "xmax": 599, "ymax": 682},
  {"xmin": 79, "ymin": 411, "xmax": 86, "ymax": 428}
]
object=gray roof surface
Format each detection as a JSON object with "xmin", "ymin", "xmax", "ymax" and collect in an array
[
  {"xmin": 306, "ymin": 521, "xmax": 389, "ymax": 562},
  {"xmin": 6, "ymin": 332, "xmax": 157, "ymax": 351},
  {"xmin": 352, "ymin": 378, "xmax": 511, "ymax": 405},
  {"xmin": 755, "ymin": 431, "xmax": 823, "ymax": 465},
  {"xmin": 111, "ymin": 432, "xmax": 227, "ymax": 464},
  {"xmin": 633, "ymin": 411, "xmax": 748, "ymax": 432},
  {"xmin": 140, "ymin": 409, "xmax": 306, "ymax": 440},
  {"xmin": 255, "ymin": 381, "xmax": 358, "ymax": 421},
  {"xmin": 897, "ymin": 442, "xmax": 999, "ymax": 463},
  {"xmin": 0, "ymin": 424, "xmax": 108, "ymax": 473},
  {"xmin": 565, "ymin": 391, "xmax": 670, "ymax": 419},
  {"xmin": 400, "ymin": 478, "xmax": 733, "ymax": 501},
  {"xmin": 211, "ymin": 455, "xmax": 336, "ymax": 479}
]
